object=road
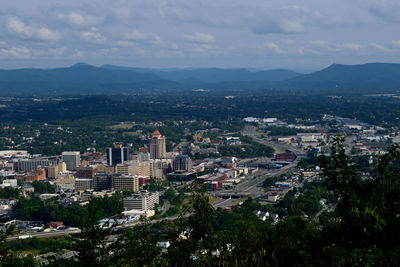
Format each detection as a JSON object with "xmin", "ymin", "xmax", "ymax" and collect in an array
[
  {"xmin": 209, "ymin": 129, "xmax": 305, "ymax": 209},
  {"xmin": 6, "ymin": 213, "xmax": 185, "ymax": 242},
  {"xmin": 211, "ymin": 159, "xmax": 298, "ymax": 197},
  {"xmin": 242, "ymin": 124, "xmax": 305, "ymax": 156},
  {"xmin": 6, "ymin": 228, "xmax": 81, "ymax": 241},
  {"xmin": 159, "ymin": 200, "xmax": 170, "ymax": 215}
]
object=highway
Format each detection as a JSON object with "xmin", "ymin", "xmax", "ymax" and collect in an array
[
  {"xmin": 210, "ymin": 129, "xmax": 305, "ymax": 209},
  {"xmin": 6, "ymin": 228, "xmax": 81, "ymax": 241},
  {"xmin": 6, "ymin": 214, "xmax": 183, "ymax": 242}
]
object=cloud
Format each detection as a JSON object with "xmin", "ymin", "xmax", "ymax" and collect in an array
[
  {"xmin": 72, "ymin": 49, "xmax": 84, "ymax": 58},
  {"xmin": 389, "ymin": 40, "xmax": 400, "ymax": 49},
  {"xmin": 341, "ymin": 43, "xmax": 361, "ymax": 51},
  {"xmin": 265, "ymin": 42, "xmax": 285, "ymax": 54},
  {"xmin": 1, "ymin": 0, "xmax": 400, "ymax": 68},
  {"xmin": 297, "ymin": 47, "xmax": 322, "ymax": 56},
  {"xmin": 124, "ymin": 30, "xmax": 160, "ymax": 44},
  {"xmin": 79, "ymin": 27, "xmax": 106, "ymax": 43},
  {"xmin": 310, "ymin": 40, "xmax": 362, "ymax": 52},
  {"xmin": 116, "ymin": 40, "xmax": 134, "ymax": 47},
  {"xmin": 365, "ymin": 1, "xmax": 400, "ymax": 21},
  {"xmin": 58, "ymin": 12, "xmax": 102, "ymax": 27},
  {"xmin": 7, "ymin": 17, "xmax": 31, "ymax": 37},
  {"xmin": 253, "ymin": 19, "xmax": 305, "ymax": 34},
  {"xmin": 47, "ymin": 47, "xmax": 67, "ymax": 56},
  {"xmin": 37, "ymin": 27, "xmax": 60, "ymax": 42},
  {"xmin": 183, "ymin": 32, "xmax": 215, "ymax": 43},
  {"xmin": 0, "ymin": 46, "xmax": 32, "ymax": 59},
  {"xmin": 281, "ymin": 20, "xmax": 305, "ymax": 33},
  {"xmin": 68, "ymin": 12, "xmax": 85, "ymax": 26},
  {"xmin": 7, "ymin": 17, "xmax": 60, "ymax": 41},
  {"xmin": 369, "ymin": 43, "xmax": 392, "ymax": 53}
]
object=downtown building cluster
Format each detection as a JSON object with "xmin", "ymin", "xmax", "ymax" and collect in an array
[{"xmin": 0, "ymin": 130, "xmax": 192, "ymax": 215}]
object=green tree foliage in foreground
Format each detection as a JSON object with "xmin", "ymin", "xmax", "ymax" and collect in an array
[
  {"xmin": 65, "ymin": 201, "xmax": 117, "ymax": 267},
  {"xmin": 317, "ymin": 136, "xmax": 400, "ymax": 265}
]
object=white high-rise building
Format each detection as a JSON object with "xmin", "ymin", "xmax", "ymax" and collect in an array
[{"xmin": 123, "ymin": 191, "xmax": 159, "ymax": 210}]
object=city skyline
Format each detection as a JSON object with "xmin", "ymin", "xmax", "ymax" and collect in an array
[{"xmin": 1, "ymin": 1, "xmax": 400, "ymax": 71}]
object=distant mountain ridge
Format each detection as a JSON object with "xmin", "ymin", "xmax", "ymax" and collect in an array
[
  {"xmin": 281, "ymin": 63, "xmax": 400, "ymax": 89},
  {"xmin": 100, "ymin": 64, "xmax": 301, "ymax": 83},
  {"xmin": 0, "ymin": 62, "xmax": 400, "ymax": 95},
  {"xmin": 0, "ymin": 63, "xmax": 160, "ymax": 84}
]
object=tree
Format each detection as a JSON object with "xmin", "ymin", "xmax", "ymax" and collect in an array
[
  {"xmin": 113, "ymin": 220, "xmax": 163, "ymax": 266},
  {"xmin": 167, "ymin": 178, "xmax": 217, "ymax": 265},
  {"xmin": 67, "ymin": 200, "xmax": 117, "ymax": 267},
  {"xmin": 318, "ymin": 136, "xmax": 400, "ymax": 265},
  {"xmin": 32, "ymin": 181, "xmax": 55, "ymax": 194},
  {"xmin": 164, "ymin": 187, "xmax": 176, "ymax": 203},
  {"xmin": 0, "ymin": 186, "xmax": 20, "ymax": 199},
  {"xmin": 0, "ymin": 224, "xmax": 36, "ymax": 267}
]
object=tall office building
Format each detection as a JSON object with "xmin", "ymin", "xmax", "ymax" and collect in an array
[
  {"xmin": 149, "ymin": 130, "xmax": 166, "ymax": 159},
  {"xmin": 93, "ymin": 173, "xmax": 111, "ymax": 191},
  {"xmin": 62, "ymin": 152, "xmax": 80, "ymax": 171},
  {"xmin": 75, "ymin": 178, "xmax": 93, "ymax": 191},
  {"xmin": 106, "ymin": 145, "xmax": 129, "ymax": 166},
  {"xmin": 173, "ymin": 155, "xmax": 193, "ymax": 172},
  {"xmin": 111, "ymin": 175, "xmax": 139, "ymax": 192}
]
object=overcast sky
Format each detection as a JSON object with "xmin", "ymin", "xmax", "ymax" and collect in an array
[{"xmin": 1, "ymin": 0, "xmax": 400, "ymax": 71}]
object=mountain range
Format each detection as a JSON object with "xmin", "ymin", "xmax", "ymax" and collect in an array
[{"xmin": 0, "ymin": 62, "xmax": 399, "ymax": 95}]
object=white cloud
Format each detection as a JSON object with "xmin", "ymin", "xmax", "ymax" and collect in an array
[
  {"xmin": 47, "ymin": 47, "xmax": 67, "ymax": 56},
  {"xmin": 6, "ymin": 17, "xmax": 60, "ymax": 41},
  {"xmin": 310, "ymin": 40, "xmax": 361, "ymax": 52},
  {"xmin": 369, "ymin": 43, "xmax": 392, "ymax": 53},
  {"xmin": 389, "ymin": 40, "xmax": 400, "ymax": 49},
  {"xmin": 183, "ymin": 32, "xmax": 215, "ymax": 43},
  {"xmin": 281, "ymin": 20, "xmax": 305, "ymax": 33},
  {"xmin": 297, "ymin": 47, "xmax": 322, "ymax": 56},
  {"xmin": 58, "ymin": 12, "xmax": 102, "ymax": 27},
  {"xmin": 7, "ymin": 17, "xmax": 31, "ymax": 37},
  {"xmin": 124, "ymin": 30, "xmax": 160, "ymax": 44},
  {"xmin": 79, "ymin": 27, "xmax": 106, "ymax": 43},
  {"xmin": 72, "ymin": 49, "xmax": 84, "ymax": 58},
  {"xmin": 37, "ymin": 27, "xmax": 60, "ymax": 41},
  {"xmin": 0, "ymin": 46, "xmax": 32, "ymax": 59},
  {"xmin": 265, "ymin": 42, "xmax": 285, "ymax": 54},
  {"xmin": 341, "ymin": 43, "xmax": 361, "ymax": 51},
  {"xmin": 252, "ymin": 19, "xmax": 305, "ymax": 34},
  {"xmin": 116, "ymin": 40, "xmax": 134, "ymax": 47},
  {"xmin": 68, "ymin": 12, "xmax": 86, "ymax": 26},
  {"xmin": 114, "ymin": 7, "xmax": 131, "ymax": 18}
]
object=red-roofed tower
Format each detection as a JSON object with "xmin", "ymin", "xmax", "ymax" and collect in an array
[{"xmin": 149, "ymin": 130, "xmax": 166, "ymax": 159}]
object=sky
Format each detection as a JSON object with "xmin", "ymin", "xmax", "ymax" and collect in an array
[{"xmin": 0, "ymin": 0, "xmax": 400, "ymax": 71}]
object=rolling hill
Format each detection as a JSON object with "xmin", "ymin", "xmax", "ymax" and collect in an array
[
  {"xmin": 281, "ymin": 63, "xmax": 400, "ymax": 90},
  {"xmin": 101, "ymin": 65, "xmax": 301, "ymax": 83},
  {"xmin": 0, "ymin": 62, "xmax": 400, "ymax": 95}
]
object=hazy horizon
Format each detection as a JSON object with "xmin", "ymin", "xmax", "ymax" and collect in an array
[{"xmin": 1, "ymin": 1, "xmax": 400, "ymax": 70}]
